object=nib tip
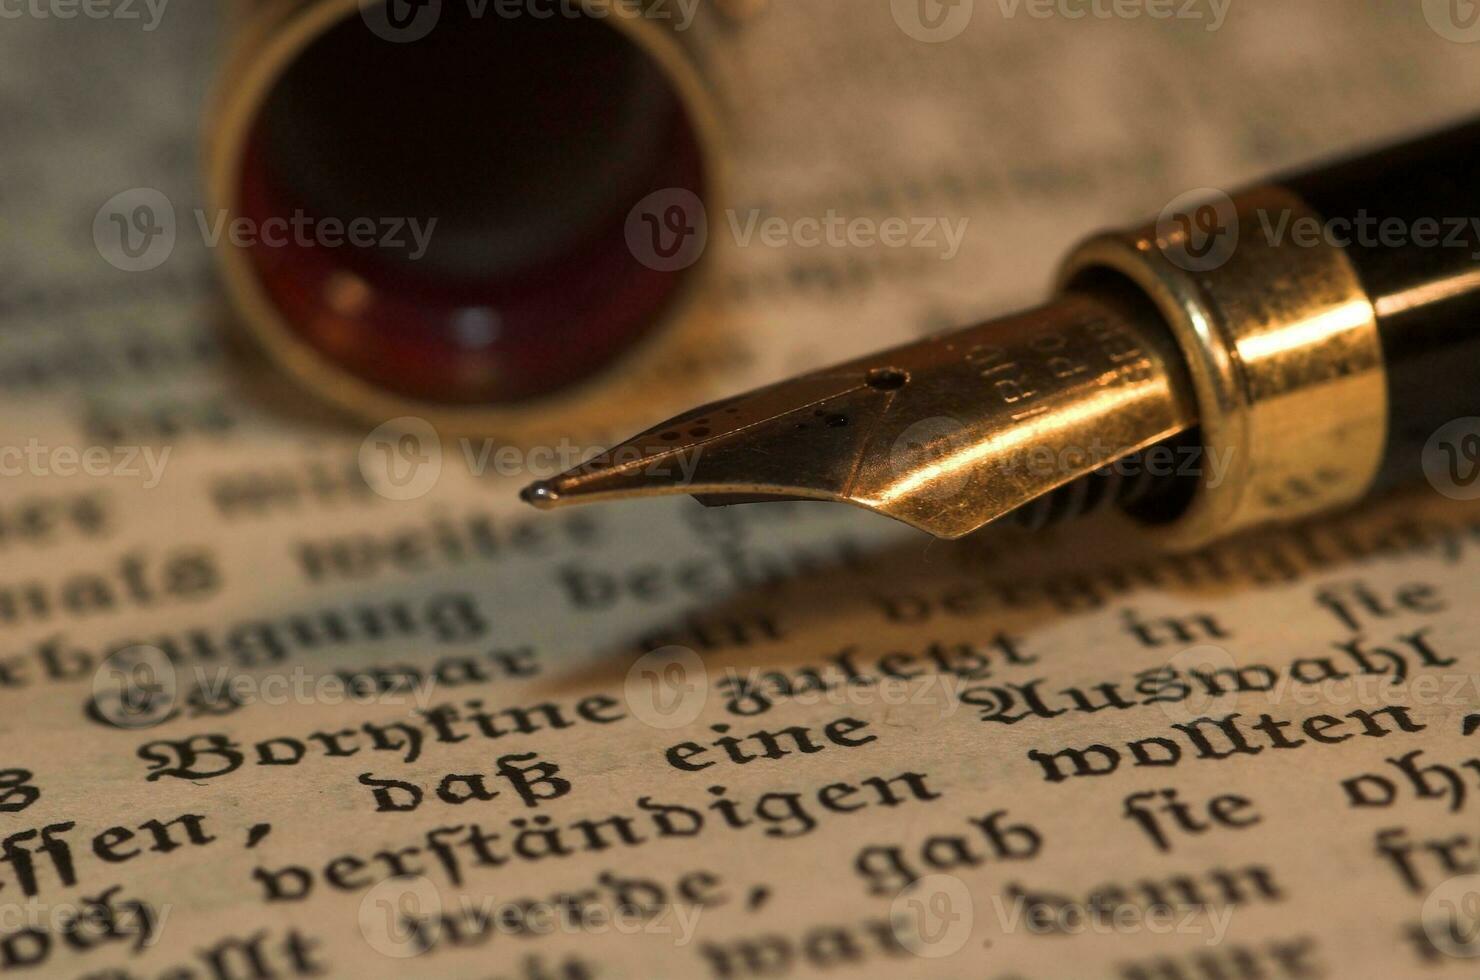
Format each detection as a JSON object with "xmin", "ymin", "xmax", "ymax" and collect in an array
[{"xmin": 520, "ymin": 481, "xmax": 561, "ymax": 508}]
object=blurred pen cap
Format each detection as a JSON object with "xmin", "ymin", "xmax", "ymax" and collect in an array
[{"xmin": 208, "ymin": 0, "xmax": 725, "ymax": 430}]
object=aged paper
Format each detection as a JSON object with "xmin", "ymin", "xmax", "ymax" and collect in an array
[{"xmin": 5, "ymin": 1, "xmax": 1480, "ymax": 977}]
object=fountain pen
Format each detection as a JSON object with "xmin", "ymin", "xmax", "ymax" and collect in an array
[{"xmin": 523, "ymin": 118, "xmax": 1480, "ymax": 548}]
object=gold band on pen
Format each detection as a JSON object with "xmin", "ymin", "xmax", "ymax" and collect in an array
[{"xmin": 1061, "ymin": 185, "xmax": 1389, "ymax": 549}]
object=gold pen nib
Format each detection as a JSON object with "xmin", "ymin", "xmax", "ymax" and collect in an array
[{"xmin": 523, "ymin": 289, "xmax": 1198, "ymax": 538}]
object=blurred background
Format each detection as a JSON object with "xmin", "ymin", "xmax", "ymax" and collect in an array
[
  {"xmin": 8, "ymin": 3, "xmax": 1480, "ymax": 449},
  {"xmin": 4, "ymin": 0, "xmax": 1480, "ymax": 690},
  {"xmin": 4, "ymin": 4, "xmax": 1480, "ymax": 976}
]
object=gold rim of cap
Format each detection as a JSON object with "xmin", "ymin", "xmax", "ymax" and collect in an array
[{"xmin": 1060, "ymin": 184, "xmax": 1389, "ymax": 549}]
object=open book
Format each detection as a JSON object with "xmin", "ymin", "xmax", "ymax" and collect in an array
[{"xmin": 5, "ymin": 1, "xmax": 1480, "ymax": 976}]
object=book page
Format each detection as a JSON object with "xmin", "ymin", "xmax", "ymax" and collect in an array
[{"xmin": 5, "ymin": 2, "xmax": 1480, "ymax": 976}]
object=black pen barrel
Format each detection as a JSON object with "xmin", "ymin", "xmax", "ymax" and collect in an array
[
  {"xmin": 1055, "ymin": 117, "xmax": 1480, "ymax": 546},
  {"xmin": 1284, "ymin": 119, "xmax": 1480, "ymax": 490}
]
